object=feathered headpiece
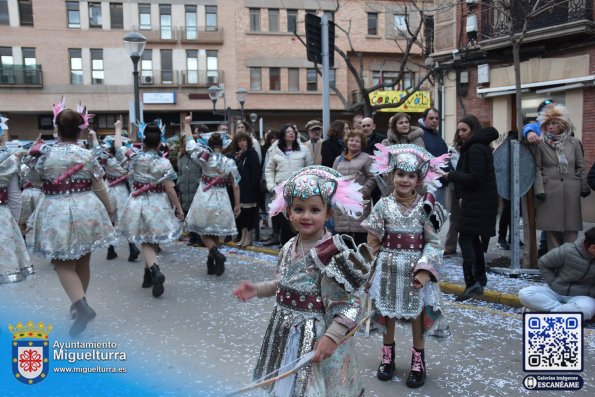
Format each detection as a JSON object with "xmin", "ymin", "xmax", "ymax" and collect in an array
[
  {"xmin": 269, "ymin": 165, "xmax": 364, "ymax": 218},
  {"xmin": 135, "ymin": 121, "xmax": 147, "ymax": 141},
  {"xmin": 52, "ymin": 97, "xmax": 94, "ymax": 130},
  {"xmin": 0, "ymin": 114, "xmax": 8, "ymax": 137},
  {"xmin": 156, "ymin": 118, "xmax": 166, "ymax": 144},
  {"xmin": 371, "ymin": 143, "xmax": 450, "ymax": 193},
  {"xmin": 76, "ymin": 101, "xmax": 95, "ymax": 130},
  {"xmin": 537, "ymin": 103, "xmax": 573, "ymax": 133}
]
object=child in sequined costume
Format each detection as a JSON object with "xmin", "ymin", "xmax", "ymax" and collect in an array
[
  {"xmin": 91, "ymin": 125, "xmax": 141, "ymax": 262},
  {"xmin": 27, "ymin": 105, "xmax": 115, "ymax": 337},
  {"xmin": 0, "ymin": 117, "xmax": 33, "ymax": 284},
  {"xmin": 233, "ymin": 165, "xmax": 371, "ymax": 397},
  {"xmin": 362, "ymin": 144, "xmax": 449, "ymax": 388},
  {"xmin": 19, "ymin": 150, "xmax": 43, "ymax": 234},
  {"xmin": 115, "ymin": 122, "xmax": 184, "ymax": 298},
  {"xmin": 182, "ymin": 114, "xmax": 240, "ymax": 277}
]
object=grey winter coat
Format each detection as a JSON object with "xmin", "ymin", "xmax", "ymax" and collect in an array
[
  {"xmin": 532, "ymin": 137, "xmax": 589, "ymax": 231},
  {"xmin": 539, "ymin": 236, "xmax": 595, "ymax": 298},
  {"xmin": 381, "ymin": 126, "xmax": 425, "ymax": 148},
  {"xmin": 332, "ymin": 151, "xmax": 377, "ymax": 233},
  {"xmin": 176, "ymin": 153, "xmax": 202, "ymax": 213}
]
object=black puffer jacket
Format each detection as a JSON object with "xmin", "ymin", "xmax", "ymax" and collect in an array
[
  {"xmin": 235, "ymin": 147, "xmax": 261, "ymax": 204},
  {"xmin": 449, "ymin": 127, "xmax": 499, "ymax": 236}
]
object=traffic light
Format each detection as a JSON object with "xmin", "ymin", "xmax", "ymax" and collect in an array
[{"xmin": 305, "ymin": 13, "xmax": 334, "ymax": 67}]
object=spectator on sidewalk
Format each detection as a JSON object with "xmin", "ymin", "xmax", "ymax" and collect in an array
[
  {"xmin": 382, "ymin": 112, "xmax": 425, "ymax": 148},
  {"xmin": 303, "ymin": 119, "xmax": 324, "ymax": 165},
  {"xmin": 446, "ymin": 116, "xmax": 499, "ymax": 301},
  {"xmin": 419, "ymin": 108, "xmax": 448, "ymax": 205},
  {"xmin": 322, "ymin": 120, "xmax": 349, "ymax": 168},
  {"xmin": 444, "ymin": 127, "xmax": 464, "ymax": 255},
  {"xmin": 532, "ymin": 104, "xmax": 590, "ymax": 251},
  {"xmin": 362, "ymin": 117, "xmax": 386, "ymax": 155},
  {"xmin": 519, "ymin": 227, "xmax": 595, "ymax": 320},
  {"xmin": 177, "ymin": 134, "xmax": 202, "ymax": 246}
]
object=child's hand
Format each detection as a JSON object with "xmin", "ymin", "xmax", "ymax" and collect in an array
[
  {"xmin": 413, "ymin": 270, "xmax": 431, "ymax": 289},
  {"xmin": 233, "ymin": 281, "xmax": 258, "ymax": 302},
  {"xmin": 184, "ymin": 113, "xmax": 193, "ymax": 126},
  {"xmin": 312, "ymin": 336, "xmax": 338, "ymax": 363}
]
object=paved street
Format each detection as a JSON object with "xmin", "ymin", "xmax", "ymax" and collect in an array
[{"xmin": 1, "ymin": 240, "xmax": 593, "ymax": 397}]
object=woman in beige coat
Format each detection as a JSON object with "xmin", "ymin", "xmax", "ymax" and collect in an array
[
  {"xmin": 332, "ymin": 130, "xmax": 377, "ymax": 245},
  {"xmin": 265, "ymin": 123, "xmax": 313, "ymax": 245},
  {"xmin": 533, "ymin": 104, "xmax": 590, "ymax": 251}
]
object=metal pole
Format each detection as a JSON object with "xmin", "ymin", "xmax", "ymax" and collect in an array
[
  {"xmin": 131, "ymin": 55, "xmax": 141, "ymax": 141},
  {"xmin": 321, "ymin": 15, "xmax": 330, "ymax": 138},
  {"xmin": 510, "ymin": 139, "xmax": 521, "ymax": 270}
]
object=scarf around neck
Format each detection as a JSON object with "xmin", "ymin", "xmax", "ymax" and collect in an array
[{"xmin": 543, "ymin": 131, "xmax": 569, "ymax": 175}]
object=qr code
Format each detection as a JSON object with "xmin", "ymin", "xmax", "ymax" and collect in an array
[{"xmin": 523, "ymin": 313, "xmax": 583, "ymax": 372}]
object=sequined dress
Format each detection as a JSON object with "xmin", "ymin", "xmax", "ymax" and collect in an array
[
  {"xmin": 27, "ymin": 144, "xmax": 116, "ymax": 260},
  {"xmin": 0, "ymin": 148, "xmax": 33, "ymax": 283},
  {"xmin": 362, "ymin": 194, "xmax": 444, "ymax": 327},
  {"xmin": 116, "ymin": 147, "xmax": 182, "ymax": 244},
  {"xmin": 185, "ymin": 138, "xmax": 239, "ymax": 237},
  {"xmin": 105, "ymin": 156, "xmax": 129, "ymax": 225},
  {"xmin": 254, "ymin": 233, "xmax": 367, "ymax": 397},
  {"xmin": 19, "ymin": 156, "xmax": 43, "ymax": 225}
]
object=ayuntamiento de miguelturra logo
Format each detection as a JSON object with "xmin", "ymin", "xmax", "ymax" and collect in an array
[{"xmin": 9, "ymin": 321, "xmax": 52, "ymax": 385}]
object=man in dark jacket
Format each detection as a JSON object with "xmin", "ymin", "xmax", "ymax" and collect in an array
[
  {"xmin": 362, "ymin": 117, "xmax": 385, "ymax": 155},
  {"xmin": 519, "ymin": 227, "xmax": 595, "ymax": 320},
  {"xmin": 419, "ymin": 108, "xmax": 448, "ymax": 204}
]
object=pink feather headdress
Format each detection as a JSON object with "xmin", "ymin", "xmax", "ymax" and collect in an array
[
  {"xmin": 269, "ymin": 165, "xmax": 364, "ymax": 218},
  {"xmin": 371, "ymin": 143, "xmax": 450, "ymax": 193},
  {"xmin": 52, "ymin": 97, "xmax": 95, "ymax": 130}
]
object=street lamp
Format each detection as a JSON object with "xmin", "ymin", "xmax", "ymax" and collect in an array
[
  {"xmin": 249, "ymin": 112, "xmax": 258, "ymax": 138},
  {"xmin": 123, "ymin": 32, "xmax": 147, "ymax": 141},
  {"xmin": 235, "ymin": 88, "xmax": 247, "ymax": 120},
  {"xmin": 208, "ymin": 85, "xmax": 228, "ymax": 122}
]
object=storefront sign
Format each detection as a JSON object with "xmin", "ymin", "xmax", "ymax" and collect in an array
[
  {"xmin": 143, "ymin": 92, "xmax": 176, "ymax": 104},
  {"xmin": 368, "ymin": 90, "xmax": 431, "ymax": 112}
]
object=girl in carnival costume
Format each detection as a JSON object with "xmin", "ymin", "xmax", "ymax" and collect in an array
[
  {"xmin": 362, "ymin": 143, "xmax": 449, "ymax": 388},
  {"xmin": 182, "ymin": 114, "xmax": 240, "ymax": 276},
  {"xmin": 90, "ymin": 122, "xmax": 141, "ymax": 262},
  {"xmin": 27, "ymin": 100, "xmax": 115, "ymax": 337},
  {"xmin": 233, "ymin": 165, "xmax": 372, "ymax": 397},
  {"xmin": 19, "ymin": 138, "xmax": 44, "ymax": 235},
  {"xmin": 115, "ymin": 119, "xmax": 184, "ymax": 298},
  {"xmin": 0, "ymin": 115, "xmax": 33, "ymax": 284}
]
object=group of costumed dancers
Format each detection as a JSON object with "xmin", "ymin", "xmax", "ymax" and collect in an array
[{"xmin": 0, "ymin": 100, "xmax": 451, "ymax": 395}]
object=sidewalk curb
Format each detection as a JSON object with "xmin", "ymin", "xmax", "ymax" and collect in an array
[{"xmin": 226, "ymin": 243, "xmax": 523, "ymax": 308}]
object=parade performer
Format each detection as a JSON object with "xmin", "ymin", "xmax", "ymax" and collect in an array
[
  {"xmin": 94, "ymin": 124, "xmax": 140, "ymax": 262},
  {"xmin": 19, "ymin": 145, "xmax": 43, "ymax": 235},
  {"xmin": 0, "ymin": 115, "xmax": 33, "ymax": 284},
  {"xmin": 233, "ymin": 165, "xmax": 371, "ymax": 397},
  {"xmin": 363, "ymin": 144, "xmax": 449, "ymax": 388},
  {"xmin": 115, "ymin": 120, "xmax": 184, "ymax": 298},
  {"xmin": 27, "ymin": 101, "xmax": 115, "ymax": 337},
  {"xmin": 183, "ymin": 114, "xmax": 240, "ymax": 276}
]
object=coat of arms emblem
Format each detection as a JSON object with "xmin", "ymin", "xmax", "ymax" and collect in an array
[{"xmin": 9, "ymin": 321, "xmax": 53, "ymax": 385}]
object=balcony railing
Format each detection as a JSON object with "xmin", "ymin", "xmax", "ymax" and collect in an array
[
  {"xmin": 181, "ymin": 26, "xmax": 224, "ymax": 44},
  {"xmin": 181, "ymin": 70, "xmax": 224, "ymax": 86},
  {"xmin": 132, "ymin": 26, "xmax": 179, "ymax": 43},
  {"xmin": 481, "ymin": 0, "xmax": 593, "ymax": 40},
  {"xmin": 0, "ymin": 65, "xmax": 43, "ymax": 87}
]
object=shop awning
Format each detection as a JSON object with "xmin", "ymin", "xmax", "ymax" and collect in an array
[{"xmin": 477, "ymin": 75, "xmax": 595, "ymax": 97}]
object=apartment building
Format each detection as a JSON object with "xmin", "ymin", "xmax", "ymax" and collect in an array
[
  {"xmin": 430, "ymin": 0, "xmax": 594, "ymax": 219},
  {"xmin": 0, "ymin": 0, "xmax": 429, "ymax": 139}
]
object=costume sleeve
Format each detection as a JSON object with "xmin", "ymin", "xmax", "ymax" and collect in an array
[
  {"xmin": 7, "ymin": 174, "xmax": 22, "ymax": 221},
  {"xmin": 185, "ymin": 136, "xmax": 198, "ymax": 152},
  {"xmin": 90, "ymin": 157, "xmax": 105, "ymax": 179},
  {"xmin": 227, "ymin": 158, "xmax": 241, "ymax": 185},
  {"xmin": 324, "ymin": 318, "xmax": 351, "ymax": 345},
  {"xmin": 414, "ymin": 218, "xmax": 443, "ymax": 282},
  {"xmin": 321, "ymin": 275, "xmax": 360, "ymax": 329},
  {"xmin": 361, "ymin": 198, "xmax": 385, "ymax": 240},
  {"xmin": 255, "ymin": 280, "xmax": 279, "ymax": 298}
]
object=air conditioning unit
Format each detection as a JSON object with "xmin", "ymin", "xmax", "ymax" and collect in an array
[
  {"xmin": 141, "ymin": 75, "xmax": 153, "ymax": 85},
  {"xmin": 466, "ymin": 15, "xmax": 478, "ymax": 33},
  {"xmin": 466, "ymin": 0, "xmax": 479, "ymax": 5}
]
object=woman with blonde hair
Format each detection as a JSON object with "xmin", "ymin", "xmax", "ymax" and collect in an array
[{"xmin": 533, "ymin": 104, "xmax": 590, "ymax": 251}]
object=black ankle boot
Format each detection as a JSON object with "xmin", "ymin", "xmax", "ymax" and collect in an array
[
  {"xmin": 128, "ymin": 243, "xmax": 140, "ymax": 262},
  {"xmin": 106, "ymin": 245, "xmax": 117, "ymax": 260},
  {"xmin": 377, "ymin": 343, "xmax": 396, "ymax": 381},
  {"xmin": 150, "ymin": 264, "xmax": 165, "ymax": 297},
  {"xmin": 455, "ymin": 281, "xmax": 484, "ymax": 302},
  {"xmin": 142, "ymin": 267, "xmax": 153, "ymax": 288},
  {"xmin": 406, "ymin": 347, "xmax": 426, "ymax": 388},
  {"xmin": 206, "ymin": 254, "xmax": 216, "ymax": 275},
  {"xmin": 209, "ymin": 246, "xmax": 226, "ymax": 276},
  {"xmin": 69, "ymin": 298, "xmax": 95, "ymax": 337},
  {"xmin": 149, "ymin": 263, "xmax": 165, "ymax": 298}
]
